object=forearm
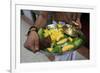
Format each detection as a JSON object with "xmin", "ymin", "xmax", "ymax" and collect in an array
[{"xmin": 34, "ymin": 11, "xmax": 48, "ymax": 28}]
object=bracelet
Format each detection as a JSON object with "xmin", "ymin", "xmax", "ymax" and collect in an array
[{"xmin": 27, "ymin": 25, "xmax": 38, "ymax": 36}]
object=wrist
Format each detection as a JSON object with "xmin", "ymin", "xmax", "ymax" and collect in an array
[
  {"xmin": 29, "ymin": 30, "xmax": 36, "ymax": 35},
  {"xmin": 27, "ymin": 25, "xmax": 38, "ymax": 36}
]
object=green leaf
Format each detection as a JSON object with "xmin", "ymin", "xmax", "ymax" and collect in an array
[
  {"xmin": 74, "ymin": 38, "xmax": 83, "ymax": 48},
  {"xmin": 38, "ymin": 28, "xmax": 44, "ymax": 39},
  {"xmin": 52, "ymin": 45, "xmax": 62, "ymax": 53}
]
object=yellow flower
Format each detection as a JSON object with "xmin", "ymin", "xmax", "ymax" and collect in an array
[
  {"xmin": 62, "ymin": 45, "xmax": 74, "ymax": 52},
  {"xmin": 56, "ymin": 34, "xmax": 64, "ymax": 41},
  {"xmin": 57, "ymin": 38, "xmax": 67, "ymax": 45},
  {"xmin": 49, "ymin": 29, "xmax": 64, "ymax": 43},
  {"xmin": 47, "ymin": 48, "xmax": 53, "ymax": 52},
  {"xmin": 68, "ymin": 37, "xmax": 73, "ymax": 42},
  {"xmin": 44, "ymin": 29, "xmax": 49, "ymax": 37}
]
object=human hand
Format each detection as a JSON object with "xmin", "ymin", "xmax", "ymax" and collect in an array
[
  {"xmin": 72, "ymin": 18, "xmax": 82, "ymax": 29},
  {"xmin": 24, "ymin": 31, "xmax": 39, "ymax": 53}
]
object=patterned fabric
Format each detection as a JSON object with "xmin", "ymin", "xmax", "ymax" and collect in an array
[{"xmin": 55, "ymin": 51, "xmax": 74, "ymax": 61}]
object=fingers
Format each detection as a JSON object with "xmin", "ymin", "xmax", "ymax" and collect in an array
[
  {"xmin": 34, "ymin": 39, "xmax": 39, "ymax": 50},
  {"xmin": 31, "ymin": 45, "xmax": 36, "ymax": 52},
  {"xmin": 75, "ymin": 18, "xmax": 82, "ymax": 29},
  {"xmin": 25, "ymin": 31, "xmax": 39, "ymax": 53},
  {"xmin": 72, "ymin": 21, "xmax": 79, "ymax": 25},
  {"xmin": 72, "ymin": 20, "xmax": 82, "ymax": 29},
  {"xmin": 34, "ymin": 32, "xmax": 39, "ymax": 50},
  {"xmin": 26, "ymin": 35, "xmax": 35, "ymax": 52}
]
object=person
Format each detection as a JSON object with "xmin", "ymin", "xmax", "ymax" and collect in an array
[{"xmin": 24, "ymin": 11, "xmax": 82, "ymax": 61}]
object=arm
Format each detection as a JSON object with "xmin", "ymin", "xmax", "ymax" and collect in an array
[
  {"xmin": 24, "ymin": 11, "xmax": 49, "ymax": 52},
  {"xmin": 34, "ymin": 11, "xmax": 48, "ymax": 28},
  {"xmin": 77, "ymin": 46, "xmax": 89, "ymax": 59}
]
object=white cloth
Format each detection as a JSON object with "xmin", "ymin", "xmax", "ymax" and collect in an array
[{"xmin": 23, "ymin": 10, "xmax": 34, "ymax": 23}]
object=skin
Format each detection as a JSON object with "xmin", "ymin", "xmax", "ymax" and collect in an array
[
  {"xmin": 24, "ymin": 11, "xmax": 81, "ymax": 56},
  {"xmin": 24, "ymin": 12, "xmax": 48, "ymax": 52},
  {"xmin": 24, "ymin": 31, "xmax": 39, "ymax": 52}
]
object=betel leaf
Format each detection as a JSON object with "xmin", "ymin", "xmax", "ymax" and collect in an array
[
  {"xmin": 64, "ymin": 34, "xmax": 69, "ymax": 38},
  {"xmin": 38, "ymin": 28, "xmax": 44, "ymax": 39},
  {"xmin": 76, "ymin": 30, "xmax": 86, "ymax": 43},
  {"xmin": 52, "ymin": 45, "xmax": 62, "ymax": 53},
  {"xmin": 62, "ymin": 42, "xmax": 73, "ymax": 46},
  {"xmin": 74, "ymin": 38, "xmax": 83, "ymax": 48}
]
